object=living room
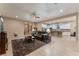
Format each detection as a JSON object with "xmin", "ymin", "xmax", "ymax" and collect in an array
[{"xmin": 0, "ymin": 3, "xmax": 79, "ymax": 56}]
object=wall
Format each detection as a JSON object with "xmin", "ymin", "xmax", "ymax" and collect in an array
[
  {"xmin": 77, "ymin": 13, "xmax": 79, "ymax": 41},
  {"xmin": 3, "ymin": 17, "xmax": 25, "ymax": 38},
  {"xmin": 70, "ymin": 21, "xmax": 76, "ymax": 34}
]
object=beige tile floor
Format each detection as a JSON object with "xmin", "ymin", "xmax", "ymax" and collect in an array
[{"xmin": 2, "ymin": 35, "xmax": 79, "ymax": 56}]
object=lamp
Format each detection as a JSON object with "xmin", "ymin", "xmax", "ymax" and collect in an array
[
  {"xmin": 31, "ymin": 12, "xmax": 40, "ymax": 20},
  {"xmin": 46, "ymin": 28, "xmax": 50, "ymax": 33}
]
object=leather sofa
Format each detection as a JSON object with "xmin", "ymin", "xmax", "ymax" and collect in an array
[{"xmin": 32, "ymin": 31, "xmax": 51, "ymax": 43}]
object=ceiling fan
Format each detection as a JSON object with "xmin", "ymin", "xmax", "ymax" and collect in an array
[{"xmin": 31, "ymin": 12, "xmax": 40, "ymax": 20}]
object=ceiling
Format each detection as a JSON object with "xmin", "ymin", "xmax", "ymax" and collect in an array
[{"xmin": 0, "ymin": 3, "xmax": 79, "ymax": 23}]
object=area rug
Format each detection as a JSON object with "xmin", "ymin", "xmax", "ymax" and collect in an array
[{"xmin": 12, "ymin": 39, "xmax": 46, "ymax": 56}]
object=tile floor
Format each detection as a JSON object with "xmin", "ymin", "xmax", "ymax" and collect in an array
[{"xmin": 2, "ymin": 35, "xmax": 79, "ymax": 56}]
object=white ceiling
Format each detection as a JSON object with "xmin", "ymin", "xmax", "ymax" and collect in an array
[{"xmin": 0, "ymin": 3, "xmax": 79, "ymax": 22}]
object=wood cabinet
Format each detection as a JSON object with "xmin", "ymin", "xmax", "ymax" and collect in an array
[
  {"xmin": 52, "ymin": 31, "xmax": 62, "ymax": 37},
  {"xmin": 0, "ymin": 32, "xmax": 8, "ymax": 55}
]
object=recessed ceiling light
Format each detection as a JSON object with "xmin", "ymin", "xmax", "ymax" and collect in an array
[
  {"xmin": 59, "ymin": 9, "xmax": 63, "ymax": 13},
  {"xmin": 16, "ymin": 16, "xmax": 18, "ymax": 18}
]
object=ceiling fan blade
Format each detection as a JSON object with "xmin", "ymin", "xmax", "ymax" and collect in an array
[{"xmin": 36, "ymin": 16, "xmax": 40, "ymax": 18}]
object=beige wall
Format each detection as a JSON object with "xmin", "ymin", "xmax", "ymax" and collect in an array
[
  {"xmin": 3, "ymin": 17, "xmax": 25, "ymax": 38},
  {"xmin": 70, "ymin": 21, "xmax": 76, "ymax": 33},
  {"xmin": 76, "ymin": 13, "xmax": 79, "ymax": 41}
]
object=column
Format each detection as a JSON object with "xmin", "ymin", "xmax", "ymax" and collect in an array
[{"xmin": 76, "ymin": 12, "xmax": 79, "ymax": 41}]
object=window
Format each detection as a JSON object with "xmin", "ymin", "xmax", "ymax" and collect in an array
[
  {"xmin": 59, "ymin": 22, "xmax": 70, "ymax": 29},
  {"xmin": 52, "ymin": 24, "xmax": 57, "ymax": 29}
]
